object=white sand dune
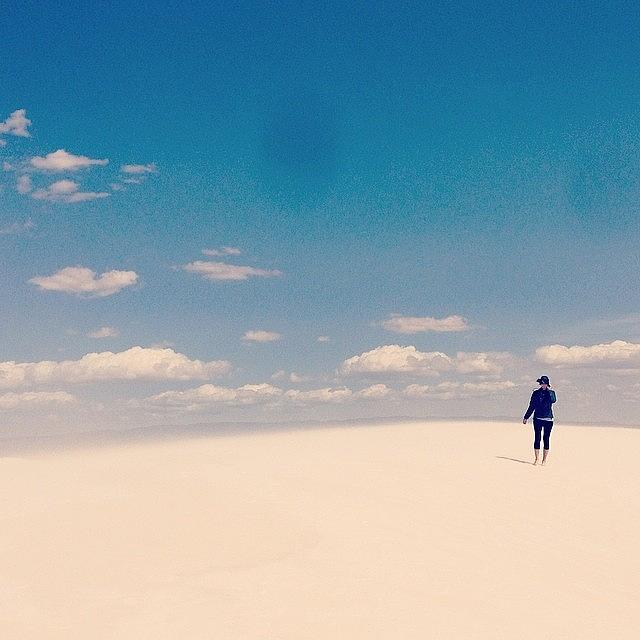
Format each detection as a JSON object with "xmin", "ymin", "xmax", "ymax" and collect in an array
[{"xmin": 1, "ymin": 419, "xmax": 639, "ymax": 639}]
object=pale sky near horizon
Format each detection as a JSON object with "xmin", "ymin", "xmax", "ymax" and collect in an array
[{"xmin": 2, "ymin": 1, "xmax": 640, "ymax": 431}]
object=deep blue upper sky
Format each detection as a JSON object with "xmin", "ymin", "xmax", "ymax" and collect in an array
[{"xmin": 2, "ymin": 2, "xmax": 640, "ymax": 426}]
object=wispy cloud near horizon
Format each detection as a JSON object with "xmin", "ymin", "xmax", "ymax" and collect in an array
[{"xmin": 0, "ymin": 390, "xmax": 77, "ymax": 409}]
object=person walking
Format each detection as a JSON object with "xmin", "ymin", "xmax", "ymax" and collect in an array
[{"xmin": 522, "ymin": 376, "xmax": 556, "ymax": 465}]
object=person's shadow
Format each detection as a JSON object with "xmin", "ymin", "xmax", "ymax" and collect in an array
[{"xmin": 496, "ymin": 456, "xmax": 534, "ymax": 465}]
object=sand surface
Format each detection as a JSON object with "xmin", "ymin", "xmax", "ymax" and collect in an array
[{"xmin": 1, "ymin": 420, "xmax": 639, "ymax": 639}]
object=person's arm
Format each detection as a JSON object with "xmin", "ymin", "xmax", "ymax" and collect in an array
[
  {"xmin": 550, "ymin": 389, "xmax": 556, "ymax": 403},
  {"xmin": 523, "ymin": 392, "xmax": 536, "ymax": 422}
]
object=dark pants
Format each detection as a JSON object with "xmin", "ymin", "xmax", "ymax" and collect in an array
[{"xmin": 533, "ymin": 418, "xmax": 553, "ymax": 450}]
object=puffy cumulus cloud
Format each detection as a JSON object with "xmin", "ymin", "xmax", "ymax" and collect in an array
[
  {"xmin": 404, "ymin": 380, "xmax": 516, "ymax": 400},
  {"xmin": 0, "ymin": 108, "xmax": 32, "ymax": 140},
  {"xmin": 0, "ymin": 346, "xmax": 231, "ymax": 389},
  {"xmin": 31, "ymin": 179, "xmax": 110, "ymax": 203},
  {"xmin": 381, "ymin": 314, "xmax": 470, "ymax": 334},
  {"xmin": 536, "ymin": 340, "xmax": 640, "ymax": 368},
  {"xmin": 29, "ymin": 266, "xmax": 138, "ymax": 297},
  {"xmin": 30, "ymin": 149, "xmax": 108, "ymax": 172},
  {"xmin": 242, "ymin": 330, "xmax": 282, "ymax": 343},
  {"xmin": 146, "ymin": 383, "xmax": 283, "ymax": 410},
  {"xmin": 182, "ymin": 260, "xmax": 282, "ymax": 281},
  {"xmin": 120, "ymin": 163, "xmax": 157, "ymax": 174},
  {"xmin": 341, "ymin": 345, "xmax": 450, "ymax": 376},
  {"xmin": 87, "ymin": 326, "xmax": 118, "ymax": 339},
  {"xmin": 16, "ymin": 174, "xmax": 32, "ymax": 194},
  {"xmin": 317, "ymin": 335, "xmax": 331, "ymax": 343},
  {"xmin": 202, "ymin": 246, "xmax": 241, "ymax": 257},
  {"xmin": 340, "ymin": 345, "xmax": 509, "ymax": 377},
  {"xmin": 0, "ymin": 390, "xmax": 77, "ymax": 409},
  {"xmin": 0, "ymin": 219, "xmax": 35, "ymax": 236}
]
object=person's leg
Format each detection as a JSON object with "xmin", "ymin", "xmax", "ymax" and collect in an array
[
  {"xmin": 542, "ymin": 422, "xmax": 553, "ymax": 465},
  {"xmin": 533, "ymin": 419, "xmax": 542, "ymax": 465}
]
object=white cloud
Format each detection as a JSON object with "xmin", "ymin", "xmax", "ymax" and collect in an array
[
  {"xmin": 120, "ymin": 163, "xmax": 157, "ymax": 174},
  {"xmin": 341, "ymin": 345, "xmax": 450, "ymax": 376},
  {"xmin": 404, "ymin": 380, "xmax": 516, "ymax": 400},
  {"xmin": 31, "ymin": 179, "xmax": 110, "ymax": 203},
  {"xmin": 317, "ymin": 335, "xmax": 331, "ymax": 343},
  {"xmin": 29, "ymin": 266, "xmax": 138, "ymax": 297},
  {"xmin": 381, "ymin": 314, "xmax": 470, "ymax": 334},
  {"xmin": 284, "ymin": 387, "xmax": 353, "ymax": 404},
  {"xmin": 404, "ymin": 382, "xmax": 449, "ymax": 399},
  {"xmin": 0, "ymin": 109, "xmax": 32, "ymax": 139},
  {"xmin": 0, "ymin": 219, "xmax": 35, "ymax": 236},
  {"xmin": 536, "ymin": 340, "xmax": 640, "ymax": 368},
  {"xmin": 182, "ymin": 260, "xmax": 282, "ymax": 281},
  {"xmin": 0, "ymin": 390, "xmax": 77, "ymax": 409},
  {"xmin": 146, "ymin": 383, "xmax": 283, "ymax": 409},
  {"xmin": 355, "ymin": 383, "xmax": 393, "ymax": 399},
  {"xmin": 87, "ymin": 326, "xmax": 119, "ymax": 339},
  {"xmin": 340, "ymin": 344, "xmax": 508, "ymax": 376},
  {"xmin": 271, "ymin": 370, "xmax": 309, "ymax": 383},
  {"xmin": 0, "ymin": 346, "xmax": 231, "ymax": 389},
  {"xmin": 143, "ymin": 382, "xmax": 395, "ymax": 410},
  {"xmin": 202, "ymin": 246, "xmax": 242, "ymax": 257},
  {"xmin": 454, "ymin": 352, "xmax": 509, "ymax": 374},
  {"xmin": 16, "ymin": 174, "xmax": 32, "ymax": 194},
  {"xmin": 242, "ymin": 330, "xmax": 282, "ymax": 343},
  {"xmin": 30, "ymin": 149, "xmax": 108, "ymax": 172}
]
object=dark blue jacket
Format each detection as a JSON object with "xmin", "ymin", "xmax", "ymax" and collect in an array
[{"xmin": 524, "ymin": 388, "xmax": 556, "ymax": 420}]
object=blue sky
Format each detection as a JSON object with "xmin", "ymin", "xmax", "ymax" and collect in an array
[{"xmin": 2, "ymin": 1, "xmax": 640, "ymax": 430}]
